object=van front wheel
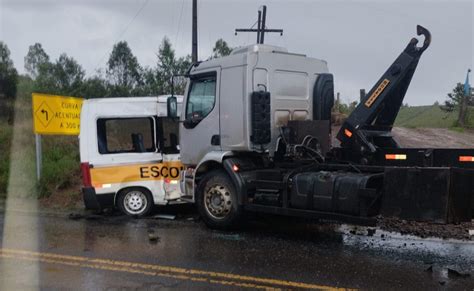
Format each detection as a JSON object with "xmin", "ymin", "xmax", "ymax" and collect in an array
[
  {"xmin": 196, "ymin": 170, "xmax": 242, "ymax": 230},
  {"xmin": 117, "ymin": 188, "xmax": 153, "ymax": 217}
]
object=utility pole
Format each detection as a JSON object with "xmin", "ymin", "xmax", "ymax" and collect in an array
[
  {"xmin": 257, "ymin": 10, "xmax": 261, "ymax": 43},
  {"xmin": 460, "ymin": 68, "xmax": 471, "ymax": 127},
  {"xmin": 235, "ymin": 5, "xmax": 283, "ymax": 45},
  {"xmin": 192, "ymin": 0, "xmax": 198, "ymax": 63}
]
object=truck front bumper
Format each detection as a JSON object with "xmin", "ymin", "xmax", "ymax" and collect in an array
[{"xmin": 82, "ymin": 187, "xmax": 115, "ymax": 210}]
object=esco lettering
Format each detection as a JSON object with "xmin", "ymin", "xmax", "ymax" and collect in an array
[{"xmin": 139, "ymin": 165, "xmax": 183, "ymax": 179}]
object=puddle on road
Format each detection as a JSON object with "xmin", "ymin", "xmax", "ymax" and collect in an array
[
  {"xmin": 212, "ymin": 233, "xmax": 243, "ymax": 241},
  {"xmin": 338, "ymin": 224, "xmax": 474, "ymax": 275},
  {"xmin": 65, "ymin": 209, "xmax": 474, "ymax": 275}
]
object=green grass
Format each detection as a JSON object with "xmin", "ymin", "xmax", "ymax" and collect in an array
[
  {"xmin": 0, "ymin": 76, "xmax": 81, "ymax": 199},
  {"xmin": 0, "ymin": 120, "xmax": 13, "ymax": 197},
  {"xmin": 395, "ymin": 105, "xmax": 474, "ymax": 128},
  {"xmin": 39, "ymin": 136, "xmax": 80, "ymax": 198}
]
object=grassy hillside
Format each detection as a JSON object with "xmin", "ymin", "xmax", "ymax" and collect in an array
[
  {"xmin": 395, "ymin": 105, "xmax": 474, "ymax": 128},
  {"xmin": 0, "ymin": 77, "xmax": 81, "ymax": 206}
]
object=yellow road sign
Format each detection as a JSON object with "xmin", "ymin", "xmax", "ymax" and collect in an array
[{"xmin": 32, "ymin": 93, "xmax": 83, "ymax": 135}]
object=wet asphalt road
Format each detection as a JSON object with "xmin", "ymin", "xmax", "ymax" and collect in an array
[{"xmin": 1, "ymin": 205, "xmax": 474, "ymax": 290}]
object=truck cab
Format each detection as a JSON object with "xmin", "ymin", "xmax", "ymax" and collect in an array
[
  {"xmin": 179, "ymin": 44, "xmax": 336, "ymax": 227},
  {"xmin": 80, "ymin": 96, "xmax": 184, "ymax": 216},
  {"xmin": 180, "ymin": 44, "xmax": 332, "ymax": 166}
]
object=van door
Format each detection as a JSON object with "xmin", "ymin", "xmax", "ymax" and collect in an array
[
  {"xmin": 92, "ymin": 116, "xmax": 166, "ymax": 203},
  {"xmin": 156, "ymin": 116, "xmax": 183, "ymax": 200}
]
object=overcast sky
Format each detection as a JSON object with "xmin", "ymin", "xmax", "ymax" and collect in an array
[{"xmin": 1, "ymin": 0, "xmax": 473, "ymax": 105}]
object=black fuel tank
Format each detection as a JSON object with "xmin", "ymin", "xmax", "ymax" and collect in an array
[{"xmin": 290, "ymin": 171, "xmax": 382, "ymax": 216}]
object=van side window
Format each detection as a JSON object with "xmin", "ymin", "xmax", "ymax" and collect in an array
[
  {"xmin": 185, "ymin": 74, "xmax": 216, "ymax": 120},
  {"xmin": 97, "ymin": 118, "xmax": 155, "ymax": 154}
]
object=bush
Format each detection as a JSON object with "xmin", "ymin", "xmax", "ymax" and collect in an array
[{"xmin": 38, "ymin": 137, "xmax": 80, "ymax": 197}]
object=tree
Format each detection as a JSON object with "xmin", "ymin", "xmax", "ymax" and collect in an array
[
  {"xmin": 0, "ymin": 42, "xmax": 18, "ymax": 99},
  {"xmin": 34, "ymin": 53, "xmax": 85, "ymax": 96},
  {"xmin": 54, "ymin": 53, "xmax": 85, "ymax": 94},
  {"xmin": 137, "ymin": 67, "xmax": 161, "ymax": 96},
  {"xmin": 81, "ymin": 76, "xmax": 108, "ymax": 99},
  {"xmin": 212, "ymin": 39, "xmax": 232, "ymax": 58},
  {"xmin": 24, "ymin": 43, "xmax": 50, "ymax": 79},
  {"xmin": 155, "ymin": 37, "xmax": 191, "ymax": 95},
  {"xmin": 156, "ymin": 37, "xmax": 176, "ymax": 94},
  {"xmin": 441, "ymin": 83, "xmax": 473, "ymax": 127},
  {"xmin": 106, "ymin": 41, "xmax": 142, "ymax": 96},
  {"xmin": 34, "ymin": 61, "xmax": 57, "ymax": 94},
  {"xmin": 173, "ymin": 55, "xmax": 192, "ymax": 94}
]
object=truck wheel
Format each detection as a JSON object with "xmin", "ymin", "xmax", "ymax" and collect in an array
[
  {"xmin": 117, "ymin": 187, "xmax": 153, "ymax": 217},
  {"xmin": 196, "ymin": 170, "xmax": 242, "ymax": 230}
]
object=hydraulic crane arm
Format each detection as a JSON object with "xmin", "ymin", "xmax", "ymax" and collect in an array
[{"xmin": 337, "ymin": 25, "xmax": 431, "ymax": 156}]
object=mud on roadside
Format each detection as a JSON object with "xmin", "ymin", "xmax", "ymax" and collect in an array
[{"xmin": 377, "ymin": 216, "xmax": 474, "ymax": 241}]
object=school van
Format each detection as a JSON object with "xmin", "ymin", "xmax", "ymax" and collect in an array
[{"xmin": 79, "ymin": 96, "xmax": 184, "ymax": 216}]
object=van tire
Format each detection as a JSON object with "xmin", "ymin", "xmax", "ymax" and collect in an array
[
  {"xmin": 196, "ymin": 170, "xmax": 242, "ymax": 230},
  {"xmin": 117, "ymin": 187, "xmax": 153, "ymax": 217}
]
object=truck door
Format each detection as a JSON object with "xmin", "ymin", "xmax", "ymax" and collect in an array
[{"xmin": 180, "ymin": 69, "xmax": 221, "ymax": 165}]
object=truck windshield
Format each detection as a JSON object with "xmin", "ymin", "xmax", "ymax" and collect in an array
[{"xmin": 186, "ymin": 75, "xmax": 216, "ymax": 120}]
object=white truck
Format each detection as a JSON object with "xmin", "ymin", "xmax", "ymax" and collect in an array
[
  {"xmin": 166, "ymin": 26, "xmax": 474, "ymax": 229},
  {"xmin": 79, "ymin": 96, "xmax": 184, "ymax": 216}
]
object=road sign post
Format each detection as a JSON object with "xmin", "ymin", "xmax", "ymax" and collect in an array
[
  {"xmin": 32, "ymin": 93, "xmax": 83, "ymax": 181},
  {"xmin": 35, "ymin": 134, "xmax": 42, "ymax": 181}
]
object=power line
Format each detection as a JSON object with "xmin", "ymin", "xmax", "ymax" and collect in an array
[
  {"xmin": 93, "ymin": 0, "xmax": 151, "ymax": 72},
  {"xmin": 174, "ymin": 0, "xmax": 186, "ymax": 48}
]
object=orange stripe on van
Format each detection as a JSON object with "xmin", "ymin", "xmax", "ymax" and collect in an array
[{"xmin": 90, "ymin": 161, "xmax": 184, "ymax": 186}]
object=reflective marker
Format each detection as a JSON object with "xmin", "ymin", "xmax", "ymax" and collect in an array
[
  {"xmin": 344, "ymin": 129, "xmax": 353, "ymax": 138},
  {"xmin": 459, "ymin": 156, "xmax": 474, "ymax": 162},
  {"xmin": 385, "ymin": 154, "xmax": 407, "ymax": 160}
]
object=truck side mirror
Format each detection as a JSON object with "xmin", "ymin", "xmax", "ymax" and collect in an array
[{"xmin": 167, "ymin": 96, "xmax": 178, "ymax": 118}]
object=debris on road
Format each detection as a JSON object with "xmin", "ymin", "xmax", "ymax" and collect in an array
[
  {"xmin": 367, "ymin": 228, "xmax": 376, "ymax": 237},
  {"xmin": 447, "ymin": 268, "xmax": 471, "ymax": 279},
  {"xmin": 377, "ymin": 216, "xmax": 474, "ymax": 240},
  {"xmin": 153, "ymin": 214, "xmax": 176, "ymax": 220},
  {"xmin": 147, "ymin": 229, "xmax": 160, "ymax": 242},
  {"xmin": 68, "ymin": 213, "xmax": 84, "ymax": 220},
  {"xmin": 213, "ymin": 233, "xmax": 243, "ymax": 241}
]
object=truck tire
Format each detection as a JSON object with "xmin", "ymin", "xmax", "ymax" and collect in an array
[
  {"xmin": 117, "ymin": 187, "xmax": 153, "ymax": 217},
  {"xmin": 196, "ymin": 170, "xmax": 242, "ymax": 230}
]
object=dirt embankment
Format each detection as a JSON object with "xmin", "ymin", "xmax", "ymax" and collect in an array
[
  {"xmin": 332, "ymin": 126, "xmax": 474, "ymax": 148},
  {"xmin": 392, "ymin": 127, "xmax": 474, "ymax": 148}
]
